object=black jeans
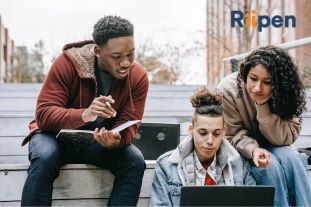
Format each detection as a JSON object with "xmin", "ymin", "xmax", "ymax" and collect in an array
[{"xmin": 21, "ymin": 132, "xmax": 146, "ymax": 206}]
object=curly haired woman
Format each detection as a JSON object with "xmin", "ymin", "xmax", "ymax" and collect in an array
[
  {"xmin": 149, "ymin": 86, "xmax": 255, "ymax": 206},
  {"xmin": 218, "ymin": 45, "xmax": 311, "ymax": 206}
]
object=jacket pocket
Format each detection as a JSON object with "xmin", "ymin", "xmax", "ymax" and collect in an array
[{"xmin": 167, "ymin": 180, "xmax": 182, "ymax": 196}]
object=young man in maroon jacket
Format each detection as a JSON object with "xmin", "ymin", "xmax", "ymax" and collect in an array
[{"xmin": 21, "ymin": 15, "xmax": 149, "ymax": 206}]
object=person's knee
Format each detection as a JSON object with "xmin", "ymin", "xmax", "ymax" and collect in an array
[
  {"xmin": 130, "ymin": 147, "xmax": 145, "ymax": 169},
  {"xmin": 36, "ymin": 145, "xmax": 60, "ymax": 164},
  {"xmin": 298, "ymin": 152, "xmax": 308, "ymax": 169},
  {"xmin": 122, "ymin": 145, "xmax": 146, "ymax": 171},
  {"xmin": 29, "ymin": 133, "xmax": 61, "ymax": 169},
  {"xmin": 251, "ymin": 155, "xmax": 282, "ymax": 178},
  {"xmin": 270, "ymin": 147, "xmax": 301, "ymax": 167}
]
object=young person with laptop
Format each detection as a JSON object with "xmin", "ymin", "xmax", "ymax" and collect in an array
[
  {"xmin": 149, "ymin": 86, "xmax": 255, "ymax": 206},
  {"xmin": 218, "ymin": 46, "xmax": 311, "ymax": 206}
]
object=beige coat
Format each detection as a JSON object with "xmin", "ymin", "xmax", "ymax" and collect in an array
[{"xmin": 217, "ymin": 72, "xmax": 301, "ymax": 159}]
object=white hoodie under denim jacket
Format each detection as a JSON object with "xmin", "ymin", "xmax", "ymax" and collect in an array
[{"xmin": 149, "ymin": 136, "xmax": 255, "ymax": 207}]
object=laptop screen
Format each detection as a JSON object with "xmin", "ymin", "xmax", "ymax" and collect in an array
[{"xmin": 180, "ymin": 186, "xmax": 275, "ymax": 206}]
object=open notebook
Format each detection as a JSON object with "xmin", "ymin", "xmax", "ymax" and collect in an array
[{"xmin": 56, "ymin": 120, "xmax": 140, "ymax": 150}]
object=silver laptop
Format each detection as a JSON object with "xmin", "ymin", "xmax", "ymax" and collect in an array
[{"xmin": 180, "ymin": 186, "xmax": 275, "ymax": 206}]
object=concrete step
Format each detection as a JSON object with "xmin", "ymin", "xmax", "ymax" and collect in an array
[
  {"xmin": 0, "ymin": 135, "xmax": 309, "ymax": 165},
  {"xmin": 0, "ymin": 87, "xmax": 310, "ymax": 113},
  {"xmin": 1, "ymin": 162, "xmax": 310, "ymax": 206},
  {"xmin": 1, "ymin": 83, "xmax": 310, "ymax": 206},
  {"xmin": 0, "ymin": 161, "xmax": 155, "ymax": 206}
]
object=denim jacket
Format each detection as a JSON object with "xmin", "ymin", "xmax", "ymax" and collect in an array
[{"xmin": 149, "ymin": 136, "xmax": 255, "ymax": 207}]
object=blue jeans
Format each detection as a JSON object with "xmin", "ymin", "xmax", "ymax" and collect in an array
[
  {"xmin": 21, "ymin": 132, "xmax": 146, "ymax": 206},
  {"xmin": 250, "ymin": 146, "xmax": 311, "ymax": 206}
]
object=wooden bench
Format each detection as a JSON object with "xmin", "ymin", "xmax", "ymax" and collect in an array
[{"xmin": 0, "ymin": 84, "xmax": 310, "ymax": 206}]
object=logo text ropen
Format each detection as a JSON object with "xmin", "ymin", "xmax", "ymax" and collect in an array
[{"xmin": 231, "ymin": 10, "xmax": 296, "ymax": 32}]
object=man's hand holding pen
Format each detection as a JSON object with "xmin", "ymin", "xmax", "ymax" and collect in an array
[
  {"xmin": 81, "ymin": 95, "xmax": 117, "ymax": 123},
  {"xmin": 81, "ymin": 95, "xmax": 121, "ymax": 148}
]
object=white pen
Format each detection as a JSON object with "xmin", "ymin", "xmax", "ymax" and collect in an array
[
  {"xmin": 100, "ymin": 95, "xmax": 111, "ymax": 108},
  {"xmin": 100, "ymin": 95, "xmax": 116, "ymax": 117},
  {"xmin": 105, "ymin": 101, "xmax": 111, "ymax": 108}
]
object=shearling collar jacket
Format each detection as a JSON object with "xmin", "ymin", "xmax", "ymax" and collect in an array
[
  {"xmin": 23, "ymin": 40, "xmax": 149, "ymax": 147},
  {"xmin": 168, "ymin": 136, "xmax": 243, "ymax": 186},
  {"xmin": 149, "ymin": 136, "xmax": 255, "ymax": 207}
]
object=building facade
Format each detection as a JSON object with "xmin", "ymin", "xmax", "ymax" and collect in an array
[
  {"xmin": 206, "ymin": 0, "xmax": 311, "ymax": 85},
  {"xmin": 0, "ymin": 15, "xmax": 14, "ymax": 83}
]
